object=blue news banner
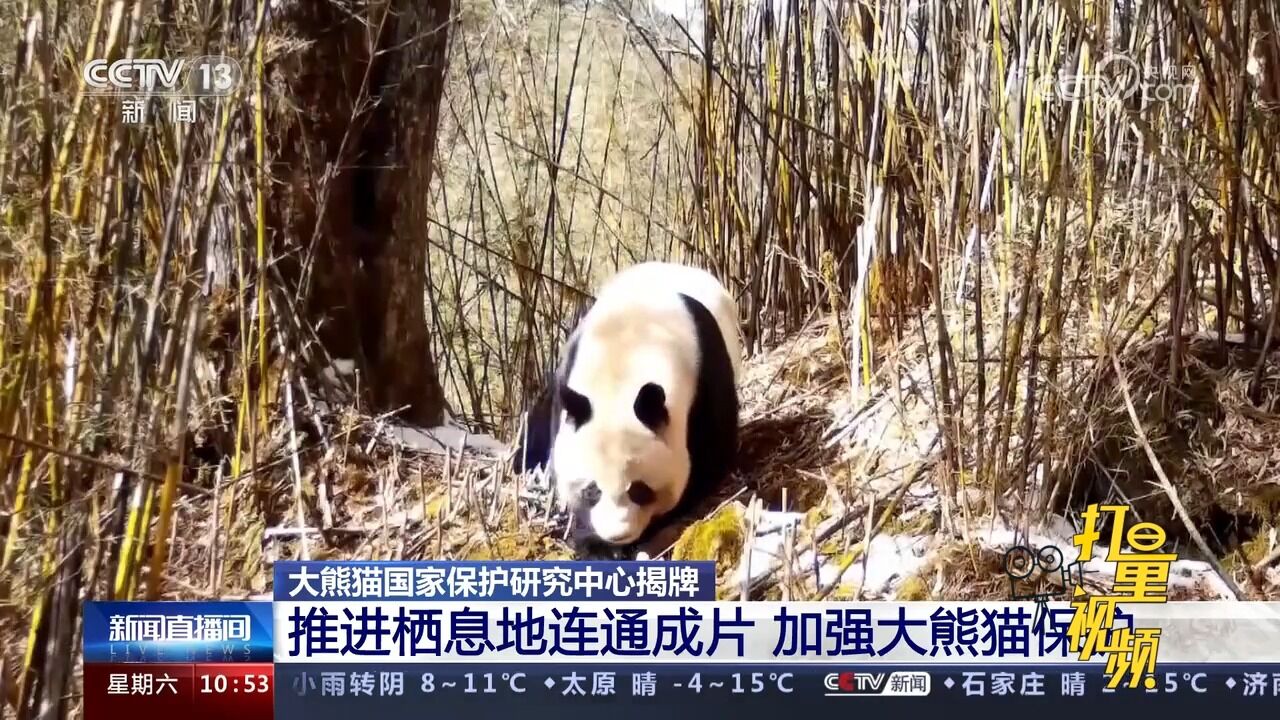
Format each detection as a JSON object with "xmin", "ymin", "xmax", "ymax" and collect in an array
[{"xmin": 85, "ymin": 561, "xmax": 1280, "ymax": 720}]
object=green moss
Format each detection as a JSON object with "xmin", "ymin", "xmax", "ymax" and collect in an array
[
  {"xmin": 239, "ymin": 514, "xmax": 265, "ymax": 574},
  {"xmin": 881, "ymin": 510, "xmax": 935, "ymax": 536},
  {"xmin": 782, "ymin": 363, "xmax": 811, "ymax": 386},
  {"xmin": 464, "ymin": 533, "xmax": 571, "ymax": 561},
  {"xmin": 821, "ymin": 545, "xmax": 867, "ymax": 599},
  {"xmin": 672, "ymin": 505, "xmax": 745, "ymax": 567},
  {"xmin": 894, "ymin": 573, "xmax": 931, "ymax": 601},
  {"xmin": 1244, "ymin": 488, "xmax": 1280, "ymax": 522},
  {"xmin": 827, "ymin": 542, "xmax": 865, "ymax": 568},
  {"xmin": 424, "ymin": 495, "xmax": 447, "ymax": 517},
  {"xmin": 1241, "ymin": 528, "xmax": 1275, "ymax": 566},
  {"xmin": 825, "ymin": 584, "xmax": 861, "ymax": 600},
  {"xmin": 1221, "ymin": 551, "xmax": 1244, "ymax": 573},
  {"xmin": 802, "ymin": 507, "xmax": 826, "ymax": 532}
]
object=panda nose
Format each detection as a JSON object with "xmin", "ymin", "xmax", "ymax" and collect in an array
[{"xmin": 580, "ymin": 482, "xmax": 602, "ymax": 507}]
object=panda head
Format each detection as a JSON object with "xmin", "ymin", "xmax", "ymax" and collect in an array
[{"xmin": 551, "ymin": 379, "xmax": 690, "ymax": 547}]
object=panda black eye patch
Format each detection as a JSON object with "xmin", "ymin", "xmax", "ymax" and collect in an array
[
  {"xmin": 632, "ymin": 382, "xmax": 669, "ymax": 430},
  {"xmin": 626, "ymin": 481, "xmax": 657, "ymax": 506}
]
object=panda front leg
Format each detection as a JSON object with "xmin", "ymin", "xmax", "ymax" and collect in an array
[
  {"xmin": 578, "ymin": 539, "xmax": 637, "ymax": 561},
  {"xmin": 563, "ymin": 505, "xmax": 638, "ymax": 560}
]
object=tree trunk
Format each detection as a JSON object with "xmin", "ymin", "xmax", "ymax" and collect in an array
[{"xmin": 265, "ymin": 0, "xmax": 452, "ymax": 426}]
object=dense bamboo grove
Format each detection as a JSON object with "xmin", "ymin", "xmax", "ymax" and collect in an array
[{"xmin": 2, "ymin": 0, "xmax": 1279, "ymax": 717}]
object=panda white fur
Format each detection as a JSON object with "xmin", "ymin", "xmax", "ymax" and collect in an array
[{"xmin": 513, "ymin": 261, "xmax": 742, "ymax": 548}]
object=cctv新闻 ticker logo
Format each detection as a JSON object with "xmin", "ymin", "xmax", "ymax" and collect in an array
[{"xmin": 823, "ymin": 670, "xmax": 931, "ymax": 697}]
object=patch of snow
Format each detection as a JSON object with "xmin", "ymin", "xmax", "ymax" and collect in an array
[
  {"xmin": 441, "ymin": 409, "xmax": 472, "ymax": 430},
  {"xmin": 591, "ymin": 1, "xmax": 841, "ymax": 59},
  {"xmin": 969, "ymin": 523, "xmax": 1078, "ymax": 560},
  {"xmin": 1192, "ymin": 329, "xmax": 1243, "ymax": 344},
  {"xmin": 383, "ymin": 423, "xmax": 508, "ymax": 457},
  {"xmin": 63, "ymin": 336, "xmax": 77, "ymax": 403},
  {"xmin": 819, "ymin": 534, "xmax": 931, "ymax": 597},
  {"xmin": 737, "ymin": 508, "xmax": 931, "ymax": 597},
  {"xmin": 736, "ymin": 510, "xmax": 806, "ymax": 587},
  {"xmin": 969, "ymin": 514, "xmax": 1240, "ymax": 600},
  {"xmin": 321, "ymin": 359, "xmax": 355, "ymax": 388},
  {"xmin": 754, "ymin": 510, "xmax": 806, "ymax": 536},
  {"xmin": 732, "ymin": 504, "xmax": 1254, "ymax": 601}
]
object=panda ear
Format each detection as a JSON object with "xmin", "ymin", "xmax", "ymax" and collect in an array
[
  {"xmin": 559, "ymin": 384, "xmax": 592, "ymax": 427},
  {"xmin": 633, "ymin": 382, "xmax": 668, "ymax": 431}
]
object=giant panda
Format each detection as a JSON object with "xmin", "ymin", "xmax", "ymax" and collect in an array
[{"xmin": 513, "ymin": 261, "xmax": 743, "ymax": 549}]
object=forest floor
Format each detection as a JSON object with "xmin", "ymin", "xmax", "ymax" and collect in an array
[{"xmin": 162, "ymin": 316, "xmax": 1280, "ymax": 604}]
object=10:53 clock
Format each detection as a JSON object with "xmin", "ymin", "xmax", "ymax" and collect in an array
[{"xmin": 198, "ymin": 670, "xmax": 271, "ymax": 694}]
